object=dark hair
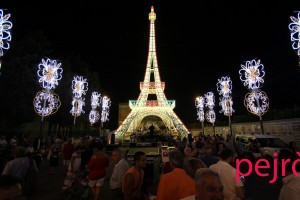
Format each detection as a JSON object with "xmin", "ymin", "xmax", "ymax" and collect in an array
[
  {"xmin": 134, "ymin": 151, "xmax": 146, "ymax": 162},
  {"xmin": 169, "ymin": 150, "xmax": 184, "ymax": 168},
  {"xmin": 220, "ymin": 148, "xmax": 234, "ymax": 160}
]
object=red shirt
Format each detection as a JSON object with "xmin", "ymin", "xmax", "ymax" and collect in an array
[{"xmin": 87, "ymin": 155, "xmax": 109, "ymax": 180}]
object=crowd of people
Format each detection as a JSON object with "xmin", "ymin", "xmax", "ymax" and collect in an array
[{"xmin": 0, "ymin": 133, "xmax": 299, "ymax": 200}]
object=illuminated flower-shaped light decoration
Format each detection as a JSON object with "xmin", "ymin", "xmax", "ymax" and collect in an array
[
  {"xmin": 37, "ymin": 58, "xmax": 63, "ymax": 90},
  {"xmin": 101, "ymin": 96, "xmax": 111, "ymax": 122},
  {"xmin": 289, "ymin": 11, "xmax": 300, "ymax": 60},
  {"xmin": 70, "ymin": 98, "xmax": 85, "ymax": 117},
  {"xmin": 89, "ymin": 92, "xmax": 101, "ymax": 125},
  {"xmin": 72, "ymin": 76, "xmax": 88, "ymax": 98},
  {"xmin": 204, "ymin": 92, "xmax": 215, "ymax": 110},
  {"xmin": 217, "ymin": 76, "xmax": 232, "ymax": 98},
  {"xmin": 0, "ymin": 9, "xmax": 13, "ymax": 57},
  {"xmin": 217, "ymin": 76, "xmax": 234, "ymax": 116},
  {"xmin": 91, "ymin": 92, "xmax": 101, "ymax": 109},
  {"xmin": 195, "ymin": 96, "xmax": 205, "ymax": 122},
  {"xmin": 33, "ymin": 91, "xmax": 61, "ymax": 117},
  {"xmin": 244, "ymin": 90, "xmax": 269, "ymax": 116},
  {"xmin": 239, "ymin": 59, "xmax": 265, "ymax": 90}
]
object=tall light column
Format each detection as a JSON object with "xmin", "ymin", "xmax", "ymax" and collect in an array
[
  {"xmin": 99, "ymin": 96, "xmax": 111, "ymax": 138},
  {"xmin": 217, "ymin": 76, "xmax": 234, "ymax": 136},
  {"xmin": 204, "ymin": 92, "xmax": 216, "ymax": 136},
  {"xmin": 239, "ymin": 58, "xmax": 269, "ymax": 134},
  {"xmin": 33, "ymin": 58, "xmax": 63, "ymax": 140},
  {"xmin": 195, "ymin": 96, "xmax": 205, "ymax": 136}
]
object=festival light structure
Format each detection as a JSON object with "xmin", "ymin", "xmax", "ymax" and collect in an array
[
  {"xmin": 33, "ymin": 58, "xmax": 63, "ymax": 121},
  {"xmin": 0, "ymin": 9, "xmax": 13, "ymax": 73},
  {"xmin": 89, "ymin": 91, "xmax": 101, "ymax": 125},
  {"xmin": 70, "ymin": 75, "xmax": 88, "ymax": 124},
  {"xmin": 289, "ymin": 11, "xmax": 300, "ymax": 66},
  {"xmin": 239, "ymin": 58, "xmax": 269, "ymax": 134},
  {"xmin": 216, "ymin": 76, "xmax": 234, "ymax": 136},
  {"xmin": 204, "ymin": 92, "xmax": 216, "ymax": 135},
  {"xmin": 195, "ymin": 96, "xmax": 205, "ymax": 136},
  {"xmin": 99, "ymin": 96, "xmax": 111, "ymax": 137}
]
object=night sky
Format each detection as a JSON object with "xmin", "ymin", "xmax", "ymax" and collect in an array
[{"xmin": 2, "ymin": 0, "xmax": 300, "ymax": 124}]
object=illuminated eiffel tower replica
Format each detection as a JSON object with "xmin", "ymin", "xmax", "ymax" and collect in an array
[{"xmin": 115, "ymin": 6, "xmax": 189, "ymax": 141}]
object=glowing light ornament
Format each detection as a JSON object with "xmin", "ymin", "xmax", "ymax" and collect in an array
[
  {"xmin": 70, "ymin": 75, "xmax": 88, "ymax": 124},
  {"xmin": 195, "ymin": 96, "xmax": 205, "ymax": 135},
  {"xmin": 204, "ymin": 92, "xmax": 216, "ymax": 135},
  {"xmin": 289, "ymin": 11, "xmax": 300, "ymax": 66},
  {"xmin": 244, "ymin": 90, "xmax": 269, "ymax": 116},
  {"xmin": 72, "ymin": 76, "xmax": 88, "ymax": 98},
  {"xmin": 38, "ymin": 58, "xmax": 63, "ymax": 90},
  {"xmin": 33, "ymin": 58, "xmax": 63, "ymax": 121},
  {"xmin": 33, "ymin": 91, "xmax": 61, "ymax": 116},
  {"xmin": 239, "ymin": 59, "xmax": 265, "ymax": 90},
  {"xmin": 239, "ymin": 58, "xmax": 269, "ymax": 134},
  {"xmin": 217, "ymin": 76, "xmax": 235, "ymax": 136},
  {"xmin": 0, "ymin": 9, "xmax": 13, "ymax": 73},
  {"xmin": 89, "ymin": 92, "xmax": 101, "ymax": 125}
]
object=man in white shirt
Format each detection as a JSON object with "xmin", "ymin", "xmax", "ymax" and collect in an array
[
  {"xmin": 209, "ymin": 148, "xmax": 244, "ymax": 200},
  {"xmin": 110, "ymin": 148, "xmax": 129, "ymax": 200}
]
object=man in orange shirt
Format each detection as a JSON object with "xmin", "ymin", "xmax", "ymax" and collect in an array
[
  {"xmin": 156, "ymin": 150, "xmax": 197, "ymax": 200},
  {"xmin": 122, "ymin": 151, "xmax": 147, "ymax": 200}
]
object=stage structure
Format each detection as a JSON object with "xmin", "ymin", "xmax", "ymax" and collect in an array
[{"xmin": 115, "ymin": 6, "xmax": 189, "ymax": 141}]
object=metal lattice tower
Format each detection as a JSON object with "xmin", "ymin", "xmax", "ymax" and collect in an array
[{"xmin": 115, "ymin": 6, "xmax": 189, "ymax": 141}]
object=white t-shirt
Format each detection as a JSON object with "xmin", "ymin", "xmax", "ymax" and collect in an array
[{"xmin": 209, "ymin": 160, "xmax": 243, "ymax": 200}]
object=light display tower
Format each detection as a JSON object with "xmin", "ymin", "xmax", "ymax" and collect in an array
[
  {"xmin": 289, "ymin": 11, "xmax": 300, "ymax": 66},
  {"xmin": 217, "ymin": 76, "xmax": 234, "ymax": 136},
  {"xmin": 70, "ymin": 75, "xmax": 88, "ymax": 125},
  {"xmin": 89, "ymin": 91, "xmax": 101, "ymax": 126},
  {"xmin": 195, "ymin": 96, "xmax": 205, "ymax": 136},
  {"xmin": 115, "ymin": 6, "xmax": 189, "ymax": 141},
  {"xmin": 239, "ymin": 58, "xmax": 269, "ymax": 134},
  {"xmin": 99, "ymin": 96, "xmax": 111, "ymax": 137},
  {"xmin": 0, "ymin": 9, "xmax": 13, "ymax": 74},
  {"xmin": 33, "ymin": 58, "xmax": 63, "ymax": 138},
  {"xmin": 204, "ymin": 92, "xmax": 216, "ymax": 136}
]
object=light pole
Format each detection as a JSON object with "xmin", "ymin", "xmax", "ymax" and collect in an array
[
  {"xmin": 195, "ymin": 96, "xmax": 205, "ymax": 136},
  {"xmin": 217, "ymin": 76, "xmax": 234, "ymax": 137},
  {"xmin": 0, "ymin": 9, "xmax": 13, "ymax": 74},
  {"xmin": 204, "ymin": 92, "xmax": 216, "ymax": 136},
  {"xmin": 100, "ymin": 96, "xmax": 111, "ymax": 139},
  {"xmin": 89, "ymin": 92, "xmax": 101, "ymax": 136},
  {"xmin": 239, "ymin": 58, "xmax": 269, "ymax": 134},
  {"xmin": 33, "ymin": 58, "xmax": 63, "ymax": 147},
  {"xmin": 70, "ymin": 75, "xmax": 88, "ymax": 135}
]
